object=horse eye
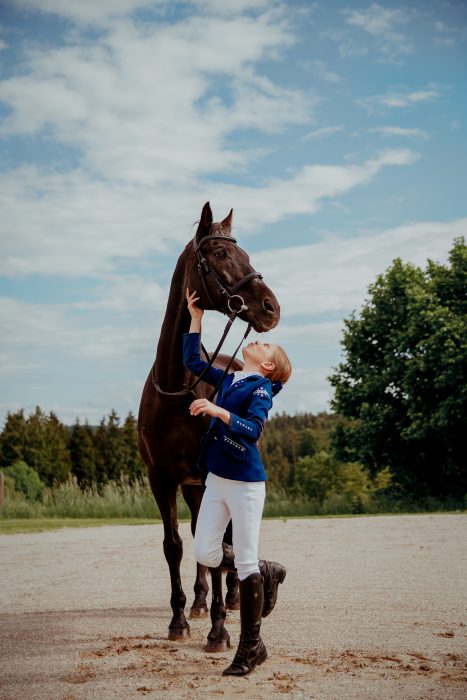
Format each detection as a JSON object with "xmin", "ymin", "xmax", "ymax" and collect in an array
[{"xmin": 214, "ymin": 250, "xmax": 226, "ymax": 259}]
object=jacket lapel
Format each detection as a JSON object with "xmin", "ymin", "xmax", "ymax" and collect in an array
[{"xmin": 222, "ymin": 375, "xmax": 265, "ymax": 401}]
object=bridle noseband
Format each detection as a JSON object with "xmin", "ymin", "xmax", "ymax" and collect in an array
[{"xmin": 151, "ymin": 229, "xmax": 264, "ymax": 400}]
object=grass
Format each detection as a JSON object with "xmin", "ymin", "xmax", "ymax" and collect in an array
[
  {"xmin": 1, "ymin": 509, "xmax": 465, "ymax": 535},
  {"xmin": 0, "ymin": 517, "xmax": 162, "ymax": 535},
  {"xmin": 1, "ymin": 476, "xmax": 465, "ymax": 534}
]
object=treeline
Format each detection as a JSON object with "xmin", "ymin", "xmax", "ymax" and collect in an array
[
  {"xmin": 0, "ymin": 407, "xmax": 145, "ymax": 491},
  {"xmin": 1, "ymin": 406, "xmax": 465, "ymax": 513},
  {"xmin": 0, "ymin": 407, "xmax": 384, "ymax": 507}
]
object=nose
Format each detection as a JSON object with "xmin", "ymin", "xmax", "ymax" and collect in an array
[{"xmin": 262, "ymin": 297, "xmax": 275, "ymax": 314}]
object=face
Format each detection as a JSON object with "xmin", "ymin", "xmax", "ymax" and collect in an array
[
  {"xmin": 202, "ymin": 238, "xmax": 280, "ymax": 332},
  {"xmin": 242, "ymin": 340, "xmax": 276, "ymax": 369}
]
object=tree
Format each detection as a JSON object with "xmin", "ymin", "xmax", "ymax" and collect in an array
[
  {"xmin": 69, "ymin": 419, "xmax": 97, "ymax": 487},
  {"xmin": 297, "ymin": 428, "xmax": 318, "ymax": 459},
  {"xmin": 0, "ymin": 410, "xmax": 27, "ymax": 468},
  {"xmin": 21, "ymin": 407, "xmax": 72, "ymax": 486},
  {"xmin": 3, "ymin": 460, "xmax": 45, "ymax": 500},
  {"xmin": 328, "ymin": 237, "xmax": 467, "ymax": 500},
  {"xmin": 121, "ymin": 412, "xmax": 146, "ymax": 483},
  {"xmin": 296, "ymin": 451, "xmax": 340, "ymax": 504},
  {"xmin": 94, "ymin": 410, "xmax": 128, "ymax": 483}
]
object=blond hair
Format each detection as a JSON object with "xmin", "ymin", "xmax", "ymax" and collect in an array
[{"xmin": 267, "ymin": 345, "xmax": 292, "ymax": 384}]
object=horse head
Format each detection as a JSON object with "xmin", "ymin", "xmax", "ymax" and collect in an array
[{"xmin": 188, "ymin": 202, "xmax": 280, "ymax": 333}]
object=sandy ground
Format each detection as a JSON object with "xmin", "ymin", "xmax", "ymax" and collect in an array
[{"xmin": 0, "ymin": 513, "xmax": 466, "ymax": 700}]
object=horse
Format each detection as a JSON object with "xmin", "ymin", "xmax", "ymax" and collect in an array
[{"xmin": 137, "ymin": 202, "xmax": 280, "ymax": 652}]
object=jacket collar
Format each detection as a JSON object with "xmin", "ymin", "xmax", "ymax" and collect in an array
[{"xmin": 222, "ymin": 373, "xmax": 269, "ymax": 399}]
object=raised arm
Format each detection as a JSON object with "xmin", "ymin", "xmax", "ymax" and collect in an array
[{"xmin": 183, "ymin": 287, "xmax": 226, "ymax": 387}]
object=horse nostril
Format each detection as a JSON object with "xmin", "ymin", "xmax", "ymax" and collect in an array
[{"xmin": 263, "ymin": 298, "xmax": 275, "ymax": 313}]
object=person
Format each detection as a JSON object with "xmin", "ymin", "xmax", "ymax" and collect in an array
[{"xmin": 183, "ymin": 287, "xmax": 292, "ymax": 676}]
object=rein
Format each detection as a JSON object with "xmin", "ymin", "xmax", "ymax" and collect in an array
[{"xmin": 151, "ymin": 231, "xmax": 262, "ymax": 401}]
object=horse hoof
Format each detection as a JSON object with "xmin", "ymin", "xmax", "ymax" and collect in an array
[
  {"xmin": 189, "ymin": 605, "xmax": 209, "ymax": 619},
  {"xmin": 226, "ymin": 600, "xmax": 240, "ymax": 611},
  {"xmin": 203, "ymin": 637, "xmax": 231, "ymax": 653},
  {"xmin": 168, "ymin": 627, "xmax": 190, "ymax": 641}
]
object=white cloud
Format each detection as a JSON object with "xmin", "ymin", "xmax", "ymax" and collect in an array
[
  {"xmin": 320, "ymin": 28, "xmax": 369, "ymax": 59},
  {"xmin": 250, "ymin": 217, "xmax": 466, "ymax": 317},
  {"xmin": 0, "ymin": 11, "xmax": 306, "ymax": 186},
  {"xmin": 192, "ymin": 0, "xmax": 273, "ymax": 16},
  {"xmin": 342, "ymin": 3, "xmax": 413, "ymax": 61},
  {"xmin": 0, "ymin": 215, "xmax": 463, "ymax": 422},
  {"xmin": 369, "ymin": 126, "xmax": 429, "ymax": 140},
  {"xmin": 0, "ymin": 149, "xmax": 419, "ymax": 277},
  {"xmin": 0, "ymin": 296, "xmax": 153, "ymax": 360},
  {"xmin": 302, "ymin": 126, "xmax": 344, "ymax": 141},
  {"xmin": 11, "ymin": 0, "xmax": 164, "ymax": 26},
  {"xmin": 271, "ymin": 365, "xmax": 335, "ymax": 415},
  {"xmin": 0, "ymin": 5, "xmax": 313, "ymax": 278},
  {"xmin": 208, "ymin": 149, "xmax": 419, "ymax": 229},
  {"xmin": 344, "ymin": 3, "xmax": 408, "ymax": 37},
  {"xmin": 433, "ymin": 19, "xmax": 462, "ymax": 47},
  {"xmin": 433, "ymin": 36, "xmax": 456, "ymax": 48},
  {"xmin": 302, "ymin": 59, "xmax": 340, "ymax": 83},
  {"xmin": 358, "ymin": 87, "xmax": 441, "ymax": 112}
]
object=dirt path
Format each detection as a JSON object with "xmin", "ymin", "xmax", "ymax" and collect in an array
[{"xmin": 1, "ymin": 514, "xmax": 466, "ymax": 699}]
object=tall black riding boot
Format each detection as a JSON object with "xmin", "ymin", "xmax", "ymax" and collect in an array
[
  {"xmin": 222, "ymin": 572, "xmax": 267, "ymax": 676},
  {"xmin": 220, "ymin": 543, "xmax": 286, "ymax": 618}
]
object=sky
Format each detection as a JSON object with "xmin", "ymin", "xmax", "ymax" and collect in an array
[{"xmin": 0, "ymin": 0, "xmax": 466, "ymax": 426}]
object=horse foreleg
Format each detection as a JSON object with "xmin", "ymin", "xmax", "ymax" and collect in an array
[
  {"xmin": 150, "ymin": 473, "xmax": 190, "ymax": 641},
  {"xmin": 204, "ymin": 566, "xmax": 231, "ymax": 653},
  {"xmin": 181, "ymin": 483, "xmax": 209, "ymax": 618},
  {"xmin": 164, "ymin": 534, "xmax": 190, "ymax": 641}
]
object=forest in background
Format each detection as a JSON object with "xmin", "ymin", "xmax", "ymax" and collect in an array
[{"xmin": 0, "ymin": 404, "xmax": 463, "ymax": 520}]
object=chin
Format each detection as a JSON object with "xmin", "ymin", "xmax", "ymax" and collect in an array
[{"xmin": 248, "ymin": 316, "xmax": 277, "ymax": 333}]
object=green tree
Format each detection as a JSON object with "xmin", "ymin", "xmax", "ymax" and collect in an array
[
  {"xmin": 22, "ymin": 407, "xmax": 72, "ymax": 486},
  {"xmin": 94, "ymin": 410, "xmax": 127, "ymax": 484},
  {"xmin": 297, "ymin": 428, "xmax": 318, "ymax": 458},
  {"xmin": 296, "ymin": 451, "xmax": 341, "ymax": 504},
  {"xmin": 0, "ymin": 410, "xmax": 27, "ymax": 468},
  {"xmin": 329, "ymin": 237, "xmax": 467, "ymax": 500},
  {"xmin": 4, "ymin": 460, "xmax": 45, "ymax": 500},
  {"xmin": 69, "ymin": 419, "xmax": 97, "ymax": 487},
  {"xmin": 121, "ymin": 412, "xmax": 146, "ymax": 483}
]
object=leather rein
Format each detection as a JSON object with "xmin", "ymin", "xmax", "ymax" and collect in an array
[{"xmin": 151, "ymin": 231, "xmax": 263, "ymax": 401}]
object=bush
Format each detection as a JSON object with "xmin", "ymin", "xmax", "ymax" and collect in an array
[
  {"xmin": 0, "ymin": 474, "xmax": 464, "ymax": 521},
  {"xmin": 3, "ymin": 461, "xmax": 45, "ymax": 500}
]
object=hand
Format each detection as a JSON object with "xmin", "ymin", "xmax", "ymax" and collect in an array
[
  {"xmin": 189, "ymin": 398, "xmax": 218, "ymax": 418},
  {"xmin": 186, "ymin": 287, "xmax": 204, "ymax": 320}
]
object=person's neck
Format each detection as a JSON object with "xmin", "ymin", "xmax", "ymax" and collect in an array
[{"xmin": 241, "ymin": 361, "xmax": 265, "ymax": 376}]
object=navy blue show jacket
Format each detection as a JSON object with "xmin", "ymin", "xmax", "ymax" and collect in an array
[{"xmin": 183, "ymin": 332, "xmax": 283, "ymax": 482}]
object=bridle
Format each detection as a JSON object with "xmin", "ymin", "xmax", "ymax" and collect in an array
[
  {"xmin": 151, "ymin": 229, "xmax": 263, "ymax": 400},
  {"xmin": 193, "ymin": 230, "xmax": 263, "ymax": 316}
]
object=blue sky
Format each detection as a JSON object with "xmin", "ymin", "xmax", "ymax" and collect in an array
[{"xmin": 0, "ymin": 0, "xmax": 466, "ymax": 425}]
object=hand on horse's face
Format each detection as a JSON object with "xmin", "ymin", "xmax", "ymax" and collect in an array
[{"xmin": 186, "ymin": 287, "xmax": 204, "ymax": 320}]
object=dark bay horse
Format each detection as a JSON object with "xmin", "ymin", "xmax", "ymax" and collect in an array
[{"xmin": 137, "ymin": 202, "xmax": 280, "ymax": 652}]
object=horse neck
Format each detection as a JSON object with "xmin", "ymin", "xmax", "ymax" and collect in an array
[{"xmin": 154, "ymin": 247, "xmax": 192, "ymax": 390}]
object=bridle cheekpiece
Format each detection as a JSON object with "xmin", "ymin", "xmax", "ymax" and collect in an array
[{"xmin": 193, "ymin": 226, "xmax": 263, "ymax": 315}]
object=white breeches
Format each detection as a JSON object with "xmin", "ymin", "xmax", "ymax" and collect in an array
[{"xmin": 193, "ymin": 471, "xmax": 266, "ymax": 581}]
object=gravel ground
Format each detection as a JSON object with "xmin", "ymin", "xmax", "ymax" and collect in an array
[{"xmin": 0, "ymin": 513, "xmax": 466, "ymax": 699}]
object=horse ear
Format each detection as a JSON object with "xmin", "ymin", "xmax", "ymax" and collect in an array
[
  {"xmin": 196, "ymin": 202, "xmax": 213, "ymax": 240},
  {"xmin": 220, "ymin": 209, "xmax": 233, "ymax": 234}
]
